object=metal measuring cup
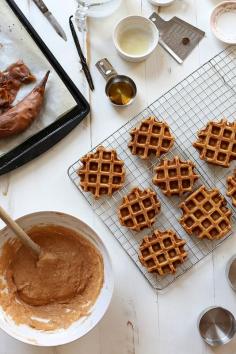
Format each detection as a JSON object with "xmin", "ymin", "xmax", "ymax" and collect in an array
[
  {"xmin": 198, "ymin": 306, "xmax": 236, "ymax": 346},
  {"xmin": 226, "ymin": 255, "xmax": 236, "ymax": 291},
  {"xmin": 96, "ymin": 58, "xmax": 137, "ymax": 107}
]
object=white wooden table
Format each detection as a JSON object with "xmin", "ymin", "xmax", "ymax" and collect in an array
[{"xmin": 1, "ymin": 1, "xmax": 236, "ymax": 353}]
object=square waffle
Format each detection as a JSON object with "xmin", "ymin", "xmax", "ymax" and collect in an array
[
  {"xmin": 193, "ymin": 119, "xmax": 236, "ymax": 167},
  {"xmin": 227, "ymin": 170, "xmax": 236, "ymax": 207},
  {"xmin": 78, "ymin": 146, "xmax": 125, "ymax": 199},
  {"xmin": 179, "ymin": 185, "xmax": 232, "ymax": 240},
  {"xmin": 153, "ymin": 156, "xmax": 199, "ymax": 196},
  {"xmin": 128, "ymin": 116, "xmax": 175, "ymax": 159},
  {"xmin": 118, "ymin": 187, "xmax": 161, "ymax": 231},
  {"xmin": 139, "ymin": 229, "xmax": 188, "ymax": 275}
]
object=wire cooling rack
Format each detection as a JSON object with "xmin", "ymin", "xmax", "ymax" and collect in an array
[{"xmin": 68, "ymin": 46, "xmax": 236, "ymax": 290}]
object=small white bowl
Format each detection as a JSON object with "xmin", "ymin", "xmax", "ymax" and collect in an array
[
  {"xmin": 148, "ymin": 0, "xmax": 176, "ymax": 6},
  {"xmin": 113, "ymin": 16, "xmax": 159, "ymax": 62},
  {"xmin": 210, "ymin": 1, "xmax": 236, "ymax": 44},
  {"xmin": 0, "ymin": 211, "xmax": 114, "ymax": 346}
]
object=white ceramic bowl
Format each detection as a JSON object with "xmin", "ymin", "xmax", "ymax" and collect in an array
[
  {"xmin": 113, "ymin": 16, "xmax": 159, "ymax": 62},
  {"xmin": 0, "ymin": 211, "xmax": 114, "ymax": 346},
  {"xmin": 210, "ymin": 1, "xmax": 236, "ymax": 44}
]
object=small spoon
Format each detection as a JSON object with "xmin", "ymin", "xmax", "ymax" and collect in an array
[{"xmin": 0, "ymin": 206, "xmax": 41, "ymax": 256}]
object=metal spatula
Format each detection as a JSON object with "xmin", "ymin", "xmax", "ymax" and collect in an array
[{"xmin": 150, "ymin": 12, "xmax": 205, "ymax": 64}]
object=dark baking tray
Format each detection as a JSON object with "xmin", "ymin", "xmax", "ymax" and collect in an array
[{"xmin": 0, "ymin": 0, "xmax": 90, "ymax": 175}]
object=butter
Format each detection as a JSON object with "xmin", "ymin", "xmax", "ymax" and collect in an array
[{"xmin": 118, "ymin": 28, "xmax": 151, "ymax": 56}]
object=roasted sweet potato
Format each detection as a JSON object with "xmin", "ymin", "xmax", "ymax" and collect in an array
[
  {"xmin": 0, "ymin": 61, "xmax": 35, "ymax": 109},
  {"xmin": 0, "ymin": 71, "xmax": 49, "ymax": 138}
]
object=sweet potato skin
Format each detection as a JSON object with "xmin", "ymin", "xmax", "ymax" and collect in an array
[
  {"xmin": 0, "ymin": 71, "xmax": 49, "ymax": 138},
  {"xmin": 0, "ymin": 61, "xmax": 35, "ymax": 109}
]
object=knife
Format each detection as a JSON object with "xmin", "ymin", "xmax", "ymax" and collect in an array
[{"xmin": 32, "ymin": 0, "xmax": 67, "ymax": 41}]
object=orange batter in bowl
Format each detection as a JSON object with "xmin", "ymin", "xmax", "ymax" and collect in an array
[{"xmin": 0, "ymin": 225, "xmax": 104, "ymax": 330}]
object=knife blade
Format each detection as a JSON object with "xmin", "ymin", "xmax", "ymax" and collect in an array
[{"xmin": 32, "ymin": 0, "xmax": 67, "ymax": 41}]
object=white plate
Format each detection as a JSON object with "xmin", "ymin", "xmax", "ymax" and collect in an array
[
  {"xmin": 0, "ymin": 212, "xmax": 114, "ymax": 346},
  {"xmin": 211, "ymin": 1, "xmax": 236, "ymax": 44},
  {"xmin": 147, "ymin": 0, "xmax": 175, "ymax": 6}
]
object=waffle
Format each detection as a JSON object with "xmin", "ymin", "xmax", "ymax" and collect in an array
[
  {"xmin": 179, "ymin": 185, "xmax": 232, "ymax": 240},
  {"xmin": 118, "ymin": 187, "xmax": 161, "ymax": 231},
  {"xmin": 193, "ymin": 119, "xmax": 236, "ymax": 168},
  {"xmin": 78, "ymin": 146, "xmax": 125, "ymax": 199},
  {"xmin": 153, "ymin": 156, "xmax": 199, "ymax": 196},
  {"xmin": 139, "ymin": 229, "xmax": 188, "ymax": 275},
  {"xmin": 128, "ymin": 116, "xmax": 174, "ymax": 159},
  {"xmin": 227, "ymin": 170, "xmax": 236, "ymax": 207}
]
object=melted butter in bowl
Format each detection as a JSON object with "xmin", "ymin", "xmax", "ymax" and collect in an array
[
  {"xmin": 118, "ymin": 28, "xmax": 152, "ymax": 56},
  {"xmin": 114, "ymin": 16, "xmax": 159, "ymax": 62}
]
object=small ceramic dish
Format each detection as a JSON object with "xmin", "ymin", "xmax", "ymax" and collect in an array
[
  {"xmin": 147, "ymin": 0, "xmax": 175, "ymax": 6},
  {"xmin": 0, "ymin": 211, "xmax": 114, "ymax": 346},
  {"xmin": 113, "ymin": 16, "xmax": 159, "ymax": 62},
  {"xmin": 210, "ymin": 1, "xmax": 236, "ymax": 44}
]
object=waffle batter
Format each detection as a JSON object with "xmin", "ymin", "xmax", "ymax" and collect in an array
[{"xmin": 0, "ymin": 225, "xmax": 104, "ymax": 330}]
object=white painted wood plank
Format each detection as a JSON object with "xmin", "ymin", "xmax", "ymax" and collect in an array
[
  {"xmin": 90, "ymin": 218, "xmax": 158, "ymax": 354},
  {"xmin": 85, "ymin": 2, "xmax": 159, "ymax": 354},
  {"xmin": 195, "ymin": 2, "xmax": 235, "ymax": 353},
  {"xmin": 141, "ymin": 2, "xmax": 214, "ymax": 354},
  {"xmin": 0, "ymin": 332, "xmax": 54, "ymax": 354}
]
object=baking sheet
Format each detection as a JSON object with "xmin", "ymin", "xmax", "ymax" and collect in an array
[{"xmin": 0, "ymin": 0, "xmax": 76, "ymax": 156}]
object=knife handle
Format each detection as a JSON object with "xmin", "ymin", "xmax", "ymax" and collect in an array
[{"xmin": 33, "ymin": 0, "xmax": 49, "ymax": 14}]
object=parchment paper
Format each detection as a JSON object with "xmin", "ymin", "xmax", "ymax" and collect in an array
[{"xmin": 0, "ymin": 0, "xmax": 76, "ymax": 156}]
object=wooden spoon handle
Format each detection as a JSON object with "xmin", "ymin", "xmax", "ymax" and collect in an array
[{"xmin": 0, "ymin": 206, "xmax": 41, "ymax": 256}]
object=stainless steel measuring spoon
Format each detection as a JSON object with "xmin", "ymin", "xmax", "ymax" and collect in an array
[{"xmin": 96, "ymin": 58, "xmax": 137, "ymax": 107}]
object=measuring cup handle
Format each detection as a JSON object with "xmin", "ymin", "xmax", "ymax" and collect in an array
[
  {"xmin": 149, "ymin": 12, "xmax": 166, "ymax": 30},
  {"xmin": 96, "ymin": 58, "xmax": 117, "ymax": 81}
]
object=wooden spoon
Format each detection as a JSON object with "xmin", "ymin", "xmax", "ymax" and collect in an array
[{"xmin": 0, "ymin": 206, "xmax": 41, "ymax": 256}]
